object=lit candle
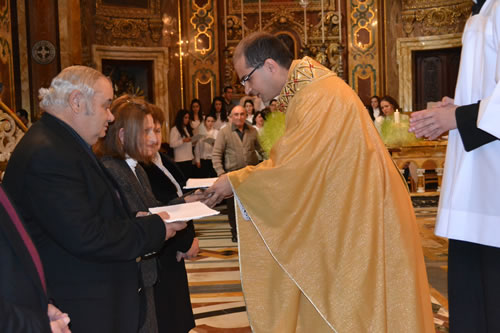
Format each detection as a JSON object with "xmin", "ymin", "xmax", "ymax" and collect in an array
[
  {"xmin": 337, "ymin": 0, "xmax": 341, "ymax": 43},
  {"xmin": 394, "ymin": 109, "xmax": 400, "ymax": 124},
  {"xmin": 241, "ymin": 0, "xmax": 244, "ymax": 38},
  {"xmin": 259, "ymin": 0, "xmax": 262, "ymax": 31},
  {"xmin": 321, "ymin": 0, "xmax": 325, "ymax": 44},
  {"xmin": 224, "ymin": 0, "xmax": 227, "ymax": 47}
]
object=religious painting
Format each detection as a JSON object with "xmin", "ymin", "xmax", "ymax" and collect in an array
[{"xmin": 101, "ymin": 59, "xmax": 154, "ymax": 103}]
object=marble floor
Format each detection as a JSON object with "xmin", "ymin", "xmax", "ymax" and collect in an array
[{"xmin": 187, "ymin": 204, "xmax": 449, "ymax": 332}]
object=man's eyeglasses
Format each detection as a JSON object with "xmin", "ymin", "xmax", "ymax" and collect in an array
[{"xmin": 240, "ymin": 63, "xmax": 264, "ymax": 86}]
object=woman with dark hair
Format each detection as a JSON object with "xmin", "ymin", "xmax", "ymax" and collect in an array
[
  {"xmin": 189, "ymin": 98, "xmax": 203, "ymax": 135},
  {"xmin": 170, "ymin": 109, "xmax": 194, "ymax": 179},
  {"xmin": 93, "ymin": 95, "xmax": 188, "ymax": 333},
  {"xmin": 366, "ymin": 95, "xmax": 381, "ymax": 121},
  {"xmin": 141, "ymin": 104, "xmax": 199, "ymax": 333},
  {"xmin": 380, "ymin": 95, "xmax": 400, "ymax": 116},
  {"xmin": 252, "ymin": 110, "xmax": 266, "ymax": 133},
  {"xmin": 243, "ymin": 98, "xmax": 255, "ymax": 124},
  {"xmin": 208, "ymin": 96, "xmax": 228, "ymax": 130}
]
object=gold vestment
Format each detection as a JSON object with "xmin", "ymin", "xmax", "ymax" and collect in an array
[{"xmin": 228, "ymin": 57, "xmax": 434, "ymax": 332}]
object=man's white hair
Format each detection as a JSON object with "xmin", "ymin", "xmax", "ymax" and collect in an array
[{"xmin": 39, "ymin": 66, "xmax": 106, "ymax": 112}]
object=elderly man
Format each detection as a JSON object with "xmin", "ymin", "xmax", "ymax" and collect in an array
[
  {"xmin": 409, "ymin": 1, "xmax": 500, "ymax": 331},
  {"xmin": 212, "ymin": 105, "xmax": 261, "ymax": 242},
  {"xmin": 205, "ymin": 32, "xmax": 434, "ymax": 332},
  {"xmin": 2, "ymin": 66, "xmax": 186, "ymax": 332}
]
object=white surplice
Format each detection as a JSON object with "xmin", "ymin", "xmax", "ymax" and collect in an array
[{"xmin": 435, "ymin": 0, "xmax": 500, "ymax": 248}]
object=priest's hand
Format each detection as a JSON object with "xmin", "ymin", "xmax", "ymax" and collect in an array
[
  {"xmin": 184, "ymin": 189, "xmax": 208, "ymax": 203},
  {"xmin": 409, "ymin": 96, "xmax": 457, "ymax": 140},
  {"xmin": 203, "ymin": 174, "xmax": 233, "ymax": 208}
]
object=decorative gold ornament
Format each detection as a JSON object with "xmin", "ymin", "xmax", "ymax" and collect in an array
[{"xmin": 401, "ymin": 1, "xmax": 471, "ymax": 36}]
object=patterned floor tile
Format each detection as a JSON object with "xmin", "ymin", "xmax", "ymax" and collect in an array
[{"xmin": 188, "ymin": 203, "xmax": 449, "ymax": 332}]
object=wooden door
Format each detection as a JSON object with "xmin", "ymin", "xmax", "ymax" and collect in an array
[{"xmin": 413, "ymin": 47, "xmax": 461, "ymax": 111}]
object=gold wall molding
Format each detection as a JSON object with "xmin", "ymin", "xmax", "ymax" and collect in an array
[
  {"xmin": 95, "ymin": 17, "xmax": 164, "ymax": 46},
  {"xmin": 347, "ymin": 0, "xmax": 379, "ymax": 103},
  {"xmin": 0, "ymin": 0, "xmax": 15, "ymax": 109},
  {"xmin": 92, "ymin": 45, "xmax": 170, "ymax": 134},
  {"xmin": 397, "ymin": 33, "xmax": 462, "ymax": 111},
  {"xmin": 185, "ymin": 0, "xmax": 219, "ymax": 105},
  {"xmin": 0, "ymin": 108, "xmax": 24, "ymax": 165},
  {"xmin": 96, "ymin": 0, "xmax": 160, "ymax": 18},
  {"xmin": 15, "ymin": 0, "xmax": 30, "ymax": 113},
  {"xmin": 229, "ymin": 0, "xmax": 336, "ymax": 13},
  {"xmin": 93, "ymin": 1, "xmax": 163, "ymax": 47},
  {"xmin": 401, "ymin": 1, "xmax": 471, "ymax": 36},
  {"xmin": 402, "ymin": 0, "xmax": 470, "ymax": 10}
]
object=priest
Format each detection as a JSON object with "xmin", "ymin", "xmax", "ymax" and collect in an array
[{"xmin": 205, "ymin": 32, "xmax": 434, "ymax": 332}]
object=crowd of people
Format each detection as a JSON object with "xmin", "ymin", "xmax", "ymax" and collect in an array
[
  {"xmin": 3, "ymin": 1, "xmax": 496, "ymax": 329},
  {"xmin": 0, "ymin": 60, "xmax": 282, "ymax": 331},
  {"xmin": 166, "ymin": 88, "xmax": 279, "ymax": 185}
]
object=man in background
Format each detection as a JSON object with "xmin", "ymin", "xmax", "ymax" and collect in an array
[
  {"xmin": 212, "ymin": 105, "xmax": 262, "ymax": 242},
  {"xmin": 222, "ymin": 86, "xmax": 236, "ymax": 114}
]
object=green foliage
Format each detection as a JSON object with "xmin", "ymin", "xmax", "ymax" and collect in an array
[
  {"xmin": 380, "ymin": 114, "xmax": 421, "ymax": 146},
  {"xmin": 258, "ymin": 112, "xmax": 286, "ymax": 155}
]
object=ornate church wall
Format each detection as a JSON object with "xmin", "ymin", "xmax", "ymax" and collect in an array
[{"xmin": 383, "ymin": 0, "xmax": 471, "ymax": 110}]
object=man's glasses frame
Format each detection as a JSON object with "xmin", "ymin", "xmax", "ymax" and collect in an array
[{"xmin": 240, "ymin": 62, "xmax": 265, "ymax": 86}]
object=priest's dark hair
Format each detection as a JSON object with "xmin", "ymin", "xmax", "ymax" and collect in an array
[{"xmin": 234, "ymin": 32, "xmax": 293, "ymax": 70}]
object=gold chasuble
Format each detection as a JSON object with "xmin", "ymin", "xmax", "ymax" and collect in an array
[{"xmin": 227, "ymin": 57, "xmax": 434, "ymax": 332}]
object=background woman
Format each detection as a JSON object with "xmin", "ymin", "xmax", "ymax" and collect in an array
[
  {"xmin": 243, "ymin": 98, "xmax": 255, "ymax": 124},
  {"xmin": 93, "ymin": 95, "xmax": 189, "ymax": 333},
  {"xmin": 252, "ymin": 110, "xmax": 266, "ymax": 133},
  {"xmin": 194, "ymin": 114, "xmax": 218, "ymax": 178},
  {"xmin": 189, "ymin": 98, "xmax": 203, "ymax": 135},
  {"xmin": 380, "ymin": 95, "xmax": 400, "ymax": 116},
  {"xmin": 208, "ymin": 96, "xmax": 228, "ymax": 130},
  {"xmin": 367, "ymin": 95, "xmax": 381, "ymax": 121},
  {"xmin": 142, "ymin": 104, "xmax": 199, "ymax": 333},
  {"xmin": 170, "ymin": 109, "xmax": 195, "ymax": 179}
]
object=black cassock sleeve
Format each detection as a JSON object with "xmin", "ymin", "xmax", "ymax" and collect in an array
[{"xmin": 456, "ymin": 101, "xmax": 499, "ymax": 152}]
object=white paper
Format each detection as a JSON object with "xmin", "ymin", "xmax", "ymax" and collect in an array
[
  {"xmin": 149, "ymin": 201, "xmax": 219, "ymax": 223},
  {"xmin": 183, "ymin": 177, "xmax": 218, "ymax": 189}
]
